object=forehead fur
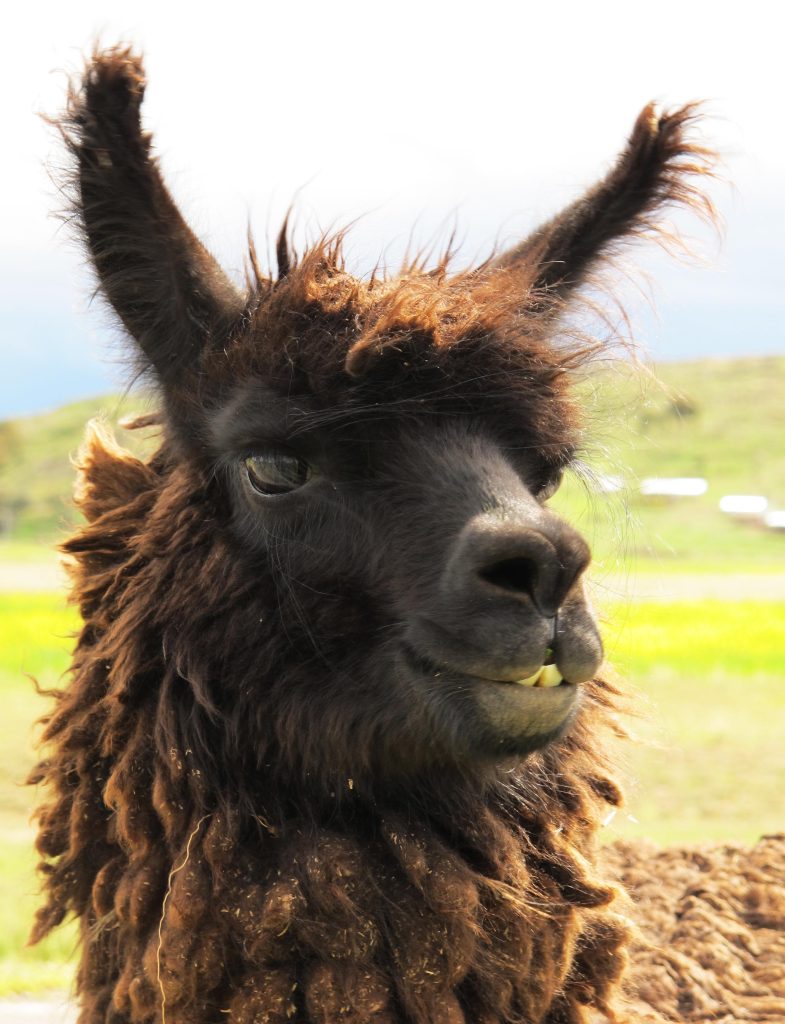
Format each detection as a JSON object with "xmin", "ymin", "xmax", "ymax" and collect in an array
[
  {"xmin": 223, "ymin": 238, "xmax": 577, "ymax": 398},
  {"xmin": 207, "ymin": 239, "xmax": 582, "ymax": 461}
]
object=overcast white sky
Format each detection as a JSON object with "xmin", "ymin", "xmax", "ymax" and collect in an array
[{"xmin": 1, "ymin": 0, "xmax": 783, "ymax": 417}]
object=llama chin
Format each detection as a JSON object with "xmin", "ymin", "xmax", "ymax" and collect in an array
[{"xmin": 32, "ymin": 46, "xmax": 718, "ymax": 1024}]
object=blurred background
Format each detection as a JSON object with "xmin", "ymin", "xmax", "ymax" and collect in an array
[{"xmin": 0, "ymin": 0, "xmax": 783, "ymax": 1008}]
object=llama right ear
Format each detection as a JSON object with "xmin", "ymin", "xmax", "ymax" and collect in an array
[
  {"xmin": 485, "ymin": 104, "xmax": 715, "ymax": 315},
  {"xmin": 61, "ymin": 49, "xmax": 245, "ymax": 399}
]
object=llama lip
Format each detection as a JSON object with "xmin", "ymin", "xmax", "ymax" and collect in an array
[
  {"xmin": 403, "ymin": 646, "xmax": 571, "ymax": 690},
  {"xmin": 401, "ymin": 643, "xmax": 579, "ymax": 756}
]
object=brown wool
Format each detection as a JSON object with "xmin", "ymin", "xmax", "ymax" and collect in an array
[{"xmin": 34, "ymin": 426, "xmax": 634, "ymax": 1019}]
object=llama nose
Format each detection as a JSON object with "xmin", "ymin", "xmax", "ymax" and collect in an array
[{"xmin": 462, "ymin": 521, "xmax": 591, "ymax": 617}]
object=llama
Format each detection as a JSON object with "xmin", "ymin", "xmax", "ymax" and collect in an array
[{"xmin": 32, "ymin": 48, "xmax": 716, "ymax": 1023}]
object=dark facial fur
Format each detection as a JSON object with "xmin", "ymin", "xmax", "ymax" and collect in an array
[{"xmin": 31, "ymin": 47, "xmax": 715, "ymax": 1024}]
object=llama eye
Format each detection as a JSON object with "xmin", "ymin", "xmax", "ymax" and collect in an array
[
  {"xmin": 244, "ymin": 452, "xmax": 312, "ymax": 496},
  {"xmin": 536, "ymin": 468, "xmax": 564, "ymax": 502}
]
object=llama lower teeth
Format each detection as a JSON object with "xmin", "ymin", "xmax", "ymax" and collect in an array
[
  {"xmin": 535, "ymin": 665, "xmax": 563, "ymax": 688},
  {"xmin": 515, "ymin": 664, "xmax": 564, "ymax": 687},
  {"xmin": 515, "ymin": 668, "xmax": 543, "ymax": 687}
]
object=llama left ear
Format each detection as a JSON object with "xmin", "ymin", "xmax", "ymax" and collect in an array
[
  {"xmin": 487, "ymin": 104, "xmax": 715, "ymax": 313},
  {"xmin": 60, "ymin": 48, "xmax": 246, "ymax": 410}
]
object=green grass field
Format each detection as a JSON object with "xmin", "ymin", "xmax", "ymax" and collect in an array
[
  {"xmin": 601, "ymin": 600, "xmax": 785, "ymax": 846},
  {"xmin": 0, "ymin": 594, "xmax": 78, "ymax": 996},
  {"xmin": 0, "ymin": 589, "xmax": 783, "ymax": 993}
]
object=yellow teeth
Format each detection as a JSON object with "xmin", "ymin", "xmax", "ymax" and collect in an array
[
  {"xmin": 515, "ymin": 669, "xmax": 542, "ymax": 687},
  {"xmin": 536, "ymin": 664, "xmax": 563, "ymax": 688},
  {"xmin": 514, "ymin": 664, "xmax": 563, "ymax": 688}
]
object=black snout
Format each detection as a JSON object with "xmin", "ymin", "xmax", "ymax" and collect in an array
[
  {"xmin": 413, "ymin": 508, "xmax": 600, "ymax": 686},
  {"xmin": 391, "ymin": 429, "xmax": 604, "ymax": 761},
  {"xmin": 469, "ymin": 521, "xmax": 591, "ymax": 617}
]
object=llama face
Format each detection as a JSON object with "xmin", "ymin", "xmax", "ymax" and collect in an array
[
  {"xmin": 207, "ymin": 338, "xmax": 600, "ymax": 765},
  {"xmin": 62, "ymin": 49, "xmax": 711, "ymax": 782}
]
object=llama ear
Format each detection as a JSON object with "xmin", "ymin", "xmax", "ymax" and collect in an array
[
  {"xmin": 60, "ymin": 48, "xmax": 245, "ymax": 397},
  {"xmin": 487, "ymin": 104, "xmax": 715, "ymax": 313}
]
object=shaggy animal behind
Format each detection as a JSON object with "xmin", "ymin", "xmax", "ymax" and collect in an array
[{"xmin": 32, "ymin": 48, "xmax": 717, "ymax": 1023}]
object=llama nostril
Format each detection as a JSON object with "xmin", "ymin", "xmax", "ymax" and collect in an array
[{"xmin": 480, "ymin": 556, "xmax": 539, "ymax": 598}]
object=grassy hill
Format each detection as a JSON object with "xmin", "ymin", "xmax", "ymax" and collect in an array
[
  {"xmin": 552, "ymin": 354, "xmax": 785, "ymax": 570},
  {"xmin": 0, "ymin": 394, "xmax": 155, "ymax": 544},
  {"xmin": 1, "ymin": 355, "xmax": 784, "ymax": 569}
]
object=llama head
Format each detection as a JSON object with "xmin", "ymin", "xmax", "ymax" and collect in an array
[{"xmin": 62, "ymin": 49, "xmax": 713, "ymax": 792}]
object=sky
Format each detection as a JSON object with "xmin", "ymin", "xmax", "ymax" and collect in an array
[{"xmin": 1, "ymin": 0, "xmax": 783, "ymax": 419}]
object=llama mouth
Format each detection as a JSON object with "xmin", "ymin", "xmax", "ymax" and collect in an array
[
  {"xmin": 401, "ymin": 643, "xmax": 579, "ymax": 757},
  {"xmin": 402, "ymin": 646, "xmax": 572, "ymax": 690}
]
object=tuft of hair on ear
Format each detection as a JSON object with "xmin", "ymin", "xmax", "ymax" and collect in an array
[
  {"xmin": 486, "ymin": 102, "xmax": 719, "ymax": 318},
  {"xmin": 52, "ymin": 46, "xmax": 247, "ymax": 420}
]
